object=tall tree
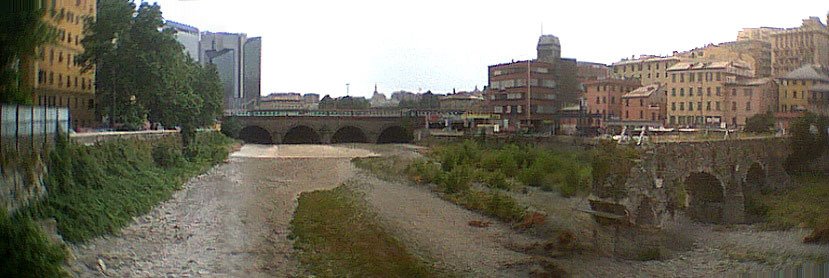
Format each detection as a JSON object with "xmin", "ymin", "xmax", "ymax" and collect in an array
[
  {"xmin": 0, "ymin": 0, "xmax": 56, "ymax": 104},
  {"xmin": 77, "ymin": 0, "xmax": 223, "ymax": 143}
]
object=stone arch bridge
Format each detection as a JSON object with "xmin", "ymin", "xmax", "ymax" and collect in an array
[
  {"xmin": 591, "ymin": 138, "xmax": 792, "ymax": 226},
  {"xmin": 231, "ymin": 111, "xmax": 424, "ymax": 144}
]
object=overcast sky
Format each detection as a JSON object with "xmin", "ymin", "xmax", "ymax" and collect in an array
[{"xmin": 152, "ymin": 0, "xmax": 828, "ymax": 97}]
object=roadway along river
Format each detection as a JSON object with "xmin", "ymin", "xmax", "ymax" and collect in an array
[{"xmin": 70, "ymin": 144, "xmax": 376, "ymax": 277}]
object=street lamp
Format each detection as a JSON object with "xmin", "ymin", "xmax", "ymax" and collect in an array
[{"xmin": 346, "ymin": 83, "xmax": 350, "ymax": 96}]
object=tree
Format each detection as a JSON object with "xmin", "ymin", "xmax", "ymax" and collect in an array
[
  {"xmin": 744, "ymin": 111, "xmax": 775, "ymax": 133},
  {"xmin": 0, "ymin": 0, "xmax": 56, "ymax": 104},
  {"xmin": 785, "ymin": 112, "xmax": 829, "ymax": 174},
  {"xmin": 77, "ymin": 0, "xmax": 223, "ymax": 146}
]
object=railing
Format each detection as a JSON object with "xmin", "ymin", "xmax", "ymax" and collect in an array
[
  {"xmin": 231, "ymin": 109, "xmax": 461, "ymax": 118},
  {"xmin": 1, "ymin": 104, "xmax": 70, "ymax": 155}
]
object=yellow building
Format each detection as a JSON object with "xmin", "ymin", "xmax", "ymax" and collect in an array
[
  {"xmin": 677, "ymin": 40, "xmax": 772, "ymax": 78},
  {"xmin": 665, "ymin": 60, "xmax": 754, "ymax": 127},
  {"xmin": 610, "ymin": 56, "xmax": 681, "ymax": 86},
  {"xmin": 22, "ymin": 0, "xmax": 97, "ymax": 130},
  {"xmin": 777, "ymin": 65, "xmax": 829, "ymax": 113},
  {"xmin": 769, "ymin": 17, "xmax": 829, "ymax": 77}
]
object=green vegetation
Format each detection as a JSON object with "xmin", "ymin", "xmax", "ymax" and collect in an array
[
  {"xmin": 751, "ymin": 175, "xmax": 829, "ymax": 231},
  {"xmin": 0, "ymin": 211, "xmax": 66, "ymax": 278},
  {"xmin": 290, "ymin": 186, "xmax": 443, "ymax": 277},
  {"xmin": 635, "ymin": 247, "xmax": 664, "ymax": 261},
  {"xmin": 24, "ymin": 132, "xmax": 232, "ymax": 242},
  {"xmin": 77, "ymin": 0, "xmax": 222, "ymax": 143},
  {"xmin": 591, "ymin": 141, "xmax": 639, "ymax": 200},
  {"xmin": 318, "ymin": 95, "xmax": 371, "ymax": 110},
  {"xmin": 425, "ymin": 140, "xmax": 592, "ymax": 197},
  {"xmin": 0, "ymin": 0, "xmax": 57, "ymax": 104},
  {"xmin": 743, "ymin": 111, "xmax": 776, "ymax": 133},
  {"xmin": 785, "ymin": 112, "xmax": 829, "ymax": 175}
]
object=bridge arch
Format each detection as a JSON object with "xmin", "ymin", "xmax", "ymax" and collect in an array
[
  {"xmin": 684, "ymin": 172, "xmax": 725, "ymax": 224},
  {"xmin": 239, "ymin": 126, "xmax": 273, "ymax": 144},
  {"xmin": 331, "ymin": 126, "xmax": 368, "ymax": 144},
  {"xmin": 283, "ymin": 125, "xmax": 321, "ymax": 144},
  {"xmin": 377, "ymin": 126, "xmax": 413, "ymax": 144}
]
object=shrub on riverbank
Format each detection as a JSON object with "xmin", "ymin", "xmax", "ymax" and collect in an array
[
  {"xmin": 24, "ymin": 132, "xmax": 233, "ymax": 242},
  {"xmin": 753, "ymin": 175, "xmax": 829, "ymax": 232},
  {"xmin": 290, "ymin": 186, "xmax": 443, "ymax": 277},
  {"xmin": 0, "ymin": 210, "xmax": 66, "ymax": 278}
]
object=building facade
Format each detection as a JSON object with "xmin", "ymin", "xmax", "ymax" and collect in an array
[
  {"xmin": 666, "ymin": 60, "xmax": 754, "ymax": 127},
  {"xmin": 677, "ymin": 40, "xmax": 772, "ymax": 78},
  {"xmin": 775, "ymin": 65, "xmax": 829, "ymax": 129},
  {"xmin": 576, "ymin": 61, "xmax": 610, "ymax": 83},
  {"xmin": 243, "ymin": 37, "xmax": 261, "ymax": 105},
  {"xmin": 23, "ymin": 0, "xmax": 97, "ymax": 130},
  {"xmin": 722, "ymin": 78, "xmax": 777, "ymax": 128},
  {"xmin": 165, "ymin": 21, "xmax": 200, "ymax": 62},
  {"xmin": 621, "ymin": 83, "xmax": 667, "ymax": 125},
  {"xmin": 486, "ymin": 60, "xmax": 559, "ymax": 132},
  {"xmin": 200, "ymin": 32, "xmax": 261, "ymax": 113},
  {"xmin": 611, "ymin": 56, "xmax": 681, "ymax": 86},
  {"xmin": 769, "ymin": 17, "xmax": 829, "ymax": 77},
  {"xmin": 583, "ymin": 79, "xmax": 641, "ymax": 127}
]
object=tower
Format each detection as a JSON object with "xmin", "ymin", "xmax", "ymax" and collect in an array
[{"xmin": 536, "ymin": 34, "xmax": 561, "ymax": 65}]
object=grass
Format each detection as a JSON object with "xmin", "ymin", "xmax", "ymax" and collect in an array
[
  {"xmin": 23, "ymin": 132, "xmax": 234, "ymax": 242},
  {"xmin": 290, "ymin": 186, "xmax": 444, "ymax": 277},
  {"xmin": 0, "ymin": 210, "xmax": 66, "ymax": 278},
  {"xmin": 752, "ymin": 175, "xmax": 829, "ymax": 231}
]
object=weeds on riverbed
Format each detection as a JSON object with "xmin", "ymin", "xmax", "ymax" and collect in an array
[
  {"xmin": 751, "ymin": 175, "xmax": 829, "ymax": 231},
  {"xmin": 0, "ymin": 210, "xmax": 66, "ymax": 278},
  {"xmin": 290, "ymin": 186, "xmax": 445, "ymax": 277},
  {"xmin": 21, "ymin": 132, "xmax": 233, "ymax": 243}
]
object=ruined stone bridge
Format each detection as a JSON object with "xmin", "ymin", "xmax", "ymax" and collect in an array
[
  {"xmin": 231, "ymin": 110, "xmax": 427, "ymax": 144},
  {"xmin": 592, "ymin": 137, "xmax": 792, "ymax": 226}
]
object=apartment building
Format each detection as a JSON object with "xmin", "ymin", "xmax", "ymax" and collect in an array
[{"xmin": 666, "ymin": 60, "xmax": 754, "ymax": 127}]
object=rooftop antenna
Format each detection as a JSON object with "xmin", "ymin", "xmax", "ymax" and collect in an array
[{"xmin": 541, "ymin": 22, "xmax": 543, "ymax": 35}]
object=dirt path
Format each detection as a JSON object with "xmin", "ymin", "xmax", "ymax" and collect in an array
[{"xmin": 70, "ymin": 145, "xmax": 373, "ymax": 277}]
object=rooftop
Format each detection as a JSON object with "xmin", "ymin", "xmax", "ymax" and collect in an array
[
  {"xmin": 623, "ymin": 84, "xmax": 662, "ymax": 98},
  {"xmin": 724, "ymin": 77, "xmax": 773, "ymax": 86},
  {"xmin": 666, "ymin": 60, "xmax": 751, "ymax": 71},
  {"xmin": 781, "ymin": 65, "xmax": 829, "ymax": 81},
  {"xmin": 810, "ymin": 83, "xmax": 829, "ymax": 92}
]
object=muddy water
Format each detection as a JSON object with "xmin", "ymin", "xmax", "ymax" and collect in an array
[{"xmin": 71, "ymin": 144, "xmax": 375, "ymax": 277}]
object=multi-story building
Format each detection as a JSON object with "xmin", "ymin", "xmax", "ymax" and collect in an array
[
  {"xmin": 737, "ymin": 27, "xmax": 783, "ymax": 42},
  {"xmin": 666, "ymin": 60, "xmax": 754, "ymax": 127},
  {"xmin": 677, "ymin": 40, "xmax": 773, "ymax": 78},
  {"xmin": 722, "ymin": 78, "xmax": 777, "ymax": 128},
  {"xmin": 769, "ymin": 17, "xmax": 829, "ymax": 77},
  {"xmin": 576, "ymin": 61, "xmax": 610, "ymax": 83},
  {"xmin": 257, "ymin": 93, "xmax": 318, "ymax": 110},
  {"xmin": 243, "ymin": 37, "xmax": 261, "ymax": 103},
  {"xmin": 22, "ymin": 0, "xmax": 97, "ymax": 130},
  {"xmin": 775, "ymin": 65, "xmax": 829, "ymax": 128},
  {"xmin": 200, "ymin": 32, "xmax": 261, "ymax": 113},
  {"xmin": 165, "ymin": 21, "xmax": 200, "ymax": 62},
  {"xmin": 486, "ymin": 60, "xmax": 559, "ymax": 132},
  {"xmin": 440, "ymin": 89, "xmax": 484, "ymax": 111},
  {"xmin": 583, "ymin": 79, "xmax": 641, "ymax": 127},
  {"xmin": 621, "ymin": 83, "xmax": 667, "ymax": 125},
  {"xmin": 610, "ymin": 56, "xmax": 682, "ymax": 86}
]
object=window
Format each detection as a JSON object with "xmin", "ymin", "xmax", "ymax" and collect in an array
[
  {"xmin": 625, "ymin": 99, "xmax": 629, "ymax": 107},
  {"xmin": 706, "ymin": 101, "xmax": 711, "ymax": 111},
  {"xmin": 657, "ymin": 72, "xmax": 660, "ymax": 78},
  {"xmin": 716, "ymin": 72, "xmax": 721, "ymax": 81},
  {"xmin": 793, "ymin": 91, "xmax": 797, "ymax": 99},
  {"xmin": 596, "ymin": 97, "xmax": 600, "ymax": 104},
  {"xmin": 49, "ymin": 72, "xmax": 54, "ymax": 84},
  {"xmin": 746, "ymin": 101, "xmax": 751, "ymax": 111},
  {"xmin": 680, "ymin": 73, "xmax": 685, "ymax": 83},
  {"xmin": 671, "ymin": 88, "xmax": 676, "ymax": 96},
  {"xmin": 493, "ymin": 106, "xmax": 503, "ymax": 113},
  {"xmin": 689, "ymin": 102, "xmax": 694, "ymax": 111},
  {"xmin": 88, "ymin": 99, "xmax": 94, "ymax": 110},
  {"xmin": 652, "ymin": 112, "xmax": 657, "ymax": 121},
  {"xmin": 671, "ymin": 102, "xmax": 676, "ymax": 111},
  {"xmin": 698, "ymin": 72, "xmax": 703, "ymax": 82},
  {"xmin": 639, "ymin": 110, "xmax": 643, "ymax": 119},
  {"xmin": 732, "ymin": 89, "xmax": 737, "ymax": 96},
  {"xmin": 639, "ymin": 99, "xmax": 644, "ymax": 106},
  {"xmin": 626, "ymin": 110, "xmax": 629, "ymax": 118},
  {"xmin": 670, "ymin": 116, "xmax": 676, "ymax": 124},
  {"xmin": 716, "ymin": 87, "xmax": 721, "ymax": 96},
  {"xmin": 697, "ymin": 87, "xmax": 703, "ymax": 96},
  {"xmin": 744, "ymin": 89, "xmax": 753, "ymax": 97},
  {"xmin": 732, "ymin": 101, "xmax": 737, "ymax": 110},
  {"xmin": 689, "ymin": 87, "xmax": 694, "ymax": 95},
  {"xmin": 697, "ymin": 102, "xmax": 702, "ymax": 111},
  {"xmin": 611, "ymin": 96, "xmax": 615, "ymax": 104},
  {"xmin": 706, "ymin": 87, "xmax": 711, "ymax": 96},
  {"xmin": 517, "ymin": 105, "xmax": 522, "ymax": 114},
  {"xmin": 679, "ymin": 102, "xmax": 684, "ymax": 111},
  {"xmin": 602, "ymin": 96, "xmax": 606, "ymax": 104},
  {"xmin": 716, "ymin": 101, "xmax": 720, "ymax": 111},
  {"xmin": 689, "ymin": 73, "xmax": 695, "ymax": 82},
  {"xmin": 672, "ymin": 74, "xmax": 676, "ymax": 82},
  {"xmin": 680, "ymin": 88, "xmax": 684, "ymax": 97}
]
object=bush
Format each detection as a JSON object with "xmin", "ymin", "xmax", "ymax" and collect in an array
[
  {"xmin": 785, "ymin": 112, "xmax": 829, "ymax": 175},
  {"xmin": 450, "ymin": 190, "xmax": 526, "ymax": 222},
  {"xmin": 744, "ymin": 111, "xmax": 775, "ymax": 133},
  {"xmin": 406, "ymin": 159, "xmax": 443, "ymax": 184},
  {"xmin": 439, "ymin": 165, "xmax": 473, "ymax": 194},
  {"xmin": 152, "ymin": 142, "xmax": 185, "ymax": 168},
  {"xmin": 0, "ymin": 211, "xmax": 66, "ymax": 277},
  {"xmin": 483, "ymin": 171, "xmax": 510, "ymax": 190},
  {"xmin": 635, "ymin": 247, "xmax": 663, "ymax": 261},
  {"xmin": 220, "ymin": 116, "xmax": 242, "ymax": 138},
  {"xmin": 591, "ymin": 141, "xmax": 639, "ymax": 200}
]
